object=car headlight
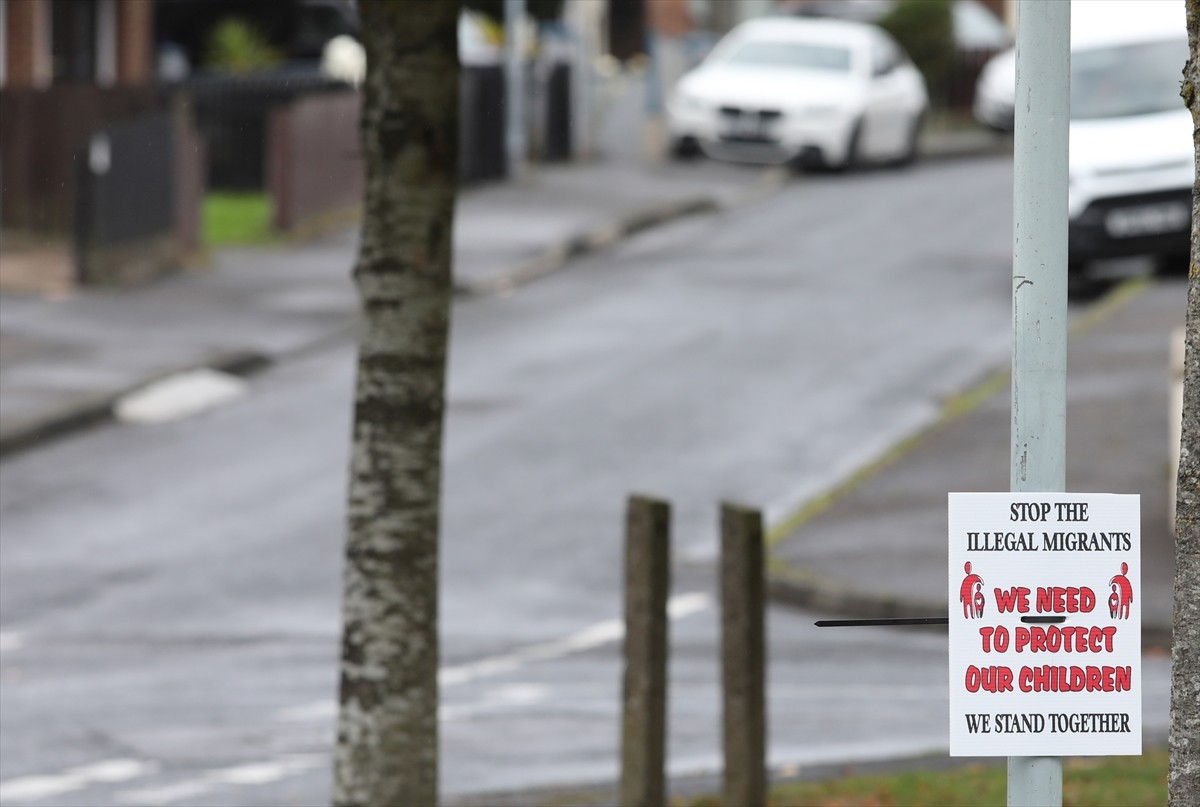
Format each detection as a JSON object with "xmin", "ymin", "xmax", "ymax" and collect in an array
[{"xmin": 673, "ymin": 91, "xmax": 704, "ymax": 111}]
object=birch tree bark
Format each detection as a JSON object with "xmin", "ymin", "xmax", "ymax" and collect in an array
[
  {"xmin": 1174, "ymin": 4, "xmax": 1200, "ymax": 804},
  {"xmin": 332, "ymin": 2, "xmax": 458, "ymax": 805}
]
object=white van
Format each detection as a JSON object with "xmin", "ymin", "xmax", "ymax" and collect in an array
[
  {"xmin": 1068, "ymin": 0, "xmax": 1191, "ymax": 294},
  {"xmin": 974, "ymin": 1, "xmax": 1192, "ymax": 295}
]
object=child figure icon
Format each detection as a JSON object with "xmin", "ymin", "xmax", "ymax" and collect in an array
[
  {"xmin": 1109, "ymin": 562, "xmax": 1134, "ymax": 620},
  {"xmin": 960, "ymin": 562, "xmax": 985, "ymax": 619}
]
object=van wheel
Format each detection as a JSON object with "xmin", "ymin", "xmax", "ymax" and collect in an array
[
  {"xmin": 893, "ymin": 111, "xmax": 924, "ymax": 168},
  {"xmin": 1154, "ymin": 251, "xmax": 1190, "ymax": 277}
]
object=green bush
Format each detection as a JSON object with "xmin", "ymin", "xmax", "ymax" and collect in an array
[
  {"xmin": 879, "ymin": 0, "xmax": 956, "ymax": 106},
  {"xmin": 204, "ymin": 17, "xmax": 283, "ymax": 75},
  {"xmin": 464, "ymin": 0, "xmax": 565, "ymax": 25}
]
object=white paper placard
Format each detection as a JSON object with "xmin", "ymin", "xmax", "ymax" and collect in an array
[{"xmin": 948, "ymin": 493, "xmax": 1141, "ymax": 756}]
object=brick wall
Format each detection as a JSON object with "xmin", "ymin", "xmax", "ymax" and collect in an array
[
  {"xmin": 4, "ymin": 0, "xmax": 50, "ymax": 88},
  {"xmin": 117, "ymin": 0, "xmax": 153, "ymax": 85},
  {"xmin": 268, "ymin": 91, "xmax": 363, "ymax": 232}
]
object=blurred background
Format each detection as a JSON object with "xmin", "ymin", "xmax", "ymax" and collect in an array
[
  {"xmin": 0, "ymin": 0, "xmax": 1014, "ymax": 293},
  {"xmin": 0, "ymin": 1, "xmax": 1187, "ymax": 806}
]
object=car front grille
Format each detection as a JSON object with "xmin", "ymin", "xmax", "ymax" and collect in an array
[
  {"xmin": 716, "ymin": 107, "xmax": 784, "ymax": 145},
  {"xmin": 703, "ymin": 140, "xmax": 793, "ymax": 164},
  {"xmin": 718, "ymin": 106, "xmax": 783, "ymax": 122}
]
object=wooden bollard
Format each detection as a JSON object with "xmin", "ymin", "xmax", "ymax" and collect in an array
[
  {"xmin": 620, "ymin": 495, "xmax": 671, "ymax": 807},
  {"xmin": 721, "ymin": 502, "xmax": 766, "ymax": 806}
]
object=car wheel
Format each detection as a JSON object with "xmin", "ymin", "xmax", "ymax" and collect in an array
[
  {"xmin": 788, "ymin": 146, "xmax": 826, "ymax": 173},
  {"xmin": 832, "ymin": 119, "xmax": 862, "ymax": 172},
  {"xmin": 893, "ymin": 111, "xmax": 924, "ymax": 168},
  {"xmin": 670, "ymin": 136, "xmax": 701, "ymax": 161}
]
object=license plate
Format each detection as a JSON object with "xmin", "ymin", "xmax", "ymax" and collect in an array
[
  {"xmin": 722, "ymin": 115, "xmax": 766, "ymax": 140},
  {"xmin": 1104, "ymin": 201, "xmax": 1190, "ymax": 238}
]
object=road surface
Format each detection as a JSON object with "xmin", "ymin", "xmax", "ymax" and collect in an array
[{"xmin": 0, "ymin": 155, "xmax": 1172, "ymax": 805}]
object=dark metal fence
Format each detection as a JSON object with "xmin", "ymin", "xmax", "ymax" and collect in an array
[
  {"xmin": 944, "ymin": 47, "xmax": 1006, "ymax": 110},
  {"xmin": 184, "ymin": 72, "xmax": 348, "ymax": 191},
  {"xmin": 460, "ymin": 65, "xmax": 506, "ymax": 184},
  {"xmin": 183, "ymin": 64, "xmax": 570, "ymax": 192},
  {"xmin": 0, "ymin": 86, "xmax": 165, "ymax": 234},
  {"xmin": 74, "ymin": 114, "xmax": 180, "ymax": 284},
  {"xmin": 76, "ymin": 115, "xmax": 175, "ymax": 248},
  {"xmin": 2, "ymin": 84, "xmax": 204, "ymax": 286},
  {"xmin": 459, "ymin": 62, "xmax": 574, "ymax": 181},
  {"xmin": 543, "ymin": 62, "xmax": 573, "ymax": 163}
]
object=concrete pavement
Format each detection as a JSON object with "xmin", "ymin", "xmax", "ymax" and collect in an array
[{"xmin": 767, "ymin": 276, "xmax": 1187, "ymax": 645}]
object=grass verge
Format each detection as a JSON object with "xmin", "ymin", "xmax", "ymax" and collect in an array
[
  {"xmin": 680, "ymin": 748, "xmax": 1167, "ymax": 807},
  {"xmin": 203, "ymin": 192, "xmax": 276, "ymax": 246}
]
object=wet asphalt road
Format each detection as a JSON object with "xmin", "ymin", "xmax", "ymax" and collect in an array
[{"xmin": 0, "ymin": 155, "xmax": 1172, "ymax": 805}]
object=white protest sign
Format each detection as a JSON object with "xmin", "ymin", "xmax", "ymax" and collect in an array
[{"xmin": 948, "ymin": 492, "xmax": 1141, "ymax": 757}]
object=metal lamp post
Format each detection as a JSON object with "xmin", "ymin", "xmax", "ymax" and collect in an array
[{"xmin": 1009, "ymin": 1, "xmax": 1070, "ymax": 803}]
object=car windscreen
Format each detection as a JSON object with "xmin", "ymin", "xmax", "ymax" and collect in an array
[
  {"xmin": 719, "ymin": 39, "xmax": 853, "ymax": 72},
  {"xmin": 1071, "ymin": 38, "xmax": 1188, "ymax": 120}
]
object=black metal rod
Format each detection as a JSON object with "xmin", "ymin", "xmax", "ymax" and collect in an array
[
  {"xmin": 814, "ymin": 617, "xmax": 948, "ymax": 627},
  {"xmin": 813, "ymin": 615, "xmax": 1070, "ymax": 628}
]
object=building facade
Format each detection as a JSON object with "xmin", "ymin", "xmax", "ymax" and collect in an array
[{"xmin": 1, "ymin": 0, "xmax": 154, "ymax": 89}]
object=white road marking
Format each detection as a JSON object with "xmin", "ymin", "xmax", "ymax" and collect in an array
[
  {"xmin": 274, "ymin": 592, "xmax": 713, "ymax": 725},
  {"xmin": 275, "ymin": 699, "xmax": 337, "ymax": 723},
  {"xmin": 0, "ymin": 758, "xmax": 155, "ymax": 803},
  {"xmin": 117, "ymin": 754, "xmax": 323, "ymax": 806},
  {"xmin": 278, "ymin": 685, "xmax": 553, "ymax": 725},
  {"xmin": 114, "ymin": 369, "xmax": 246, "ymax": 425},
  {"xmin": 486, "ymin": 682, "xmax": 550, "ymax": 705},
  {"xmin": 0, "ymin": 632, "xmax": 23, "ymax": 653},
  {"xmin": 771, "ymin": 684, "xmax": 944, "ymax": 701},
  {"xmin": 440, "ymin": 683, "xmax": 555, "ymax": 722},
  {"xmin": 439, "ymin": 591, "xmax": 710, "ymax": 686},
  {"xmin": 117, "ymin": 779, "xmax": 210, "ymax": 806},
  {"xmin": 666, "ymin": 591, "xmax": 711, "ymax": 619}
]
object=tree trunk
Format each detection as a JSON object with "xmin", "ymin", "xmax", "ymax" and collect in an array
[
  {"xmin": 332, "ymin": 2, "xmax": 458, "ymax": 805},
  {"xmin": 1175, "ymin": 4, "xmax": 1200, "ymax": 804}
]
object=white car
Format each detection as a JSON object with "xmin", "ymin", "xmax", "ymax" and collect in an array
[
  {"xmin": 972, "ymin": 46, "xmax": 1014, "ymax": 132},
  {"xmin": 668, "ymin": 17, "xmax": 928, "ymax": 169}
]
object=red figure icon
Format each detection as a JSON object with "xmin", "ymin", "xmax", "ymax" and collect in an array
[
  {"xmin": 1109, "ymin": 562, "xmax": 1134, "ymax": 620},
  {"xmin": 960, "ymin": 562, "xmax": 985, "ymax": 619}
]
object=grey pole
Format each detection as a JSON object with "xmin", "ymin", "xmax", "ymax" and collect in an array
[
  {"xmin": 504, "ymin": 0, "xmax": 527, "ymax": 180},
  {"xmin": 720, "ymin": 503, "xmax": 766, "ymax": 807},
  {"xmin": 1009, "ymin": 0, "xmax": 1069, "ymax": 805},
  {"xmin": 620, "ymin": 495, "xmax": 671, "ymax": 807}
]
